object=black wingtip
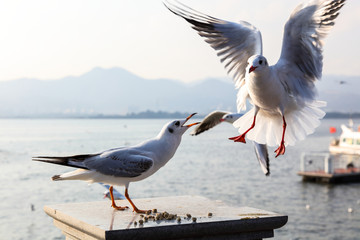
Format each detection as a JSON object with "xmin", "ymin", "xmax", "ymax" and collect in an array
[
  {"xmin": 163, "ymin": 0, "xmax": 216, "ymax": 30},
  {"xmin": 32, "ymin": 156, "xmax": 65, "ymax": 164},
  {"xmin": 31, "ymin": 155, "xmax": 91, "ymax": 170},
  {"xmin": 265, "ymin": 158, "xmax": 270, "ymax": 177},
  {"xmin": 32, "ymin": 157, "xmax": 55, "ymax": 163},
  {"xmin": 52, "ymin": 175, "xmax": 61, "ymax": 181}
]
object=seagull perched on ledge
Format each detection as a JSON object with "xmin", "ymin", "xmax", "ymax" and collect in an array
[
  {"xmin": 33, "ymin": 113, "xmax": 199, "ymax": 213},
  {"xmin": 165, "ymin": 0, "xmax": 345, "ymax": 157}
]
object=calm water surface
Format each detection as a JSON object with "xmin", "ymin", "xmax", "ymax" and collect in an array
[{"xmin": 0, "ymin": 118, "xmax": 359, "ymax": 239}]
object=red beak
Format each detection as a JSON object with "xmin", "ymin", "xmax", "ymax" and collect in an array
[
  {"xmin": 186, "ymin": 122, "xmax": 200, "ymax": 127},
  {"xmin": 249, "ymin": 66, "xmax": 257, "ymax": 73},
  {"xmin": 182, "ymin": 113, "xmax": 200, "ymax": 127}
]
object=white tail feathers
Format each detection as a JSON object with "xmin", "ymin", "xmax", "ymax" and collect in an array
[
  {"xmin": 52, "ymin": 169, "xmax": 93, "ymax": 182},
  {"xmin": 233, "ymin": 100, "xmax": 326, "ymax": 147}
]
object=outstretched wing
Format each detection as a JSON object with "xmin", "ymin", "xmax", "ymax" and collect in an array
[
  {"xmin": 164, "ymin": 1, "xmax": 262, "ymax": 111},
  {"xmin": 276, "ymin": 0, "xmax": 345, "ymax": 101},
  {"xmin": 83, "ymin": 149, "xmax": 154, "ymax": 178},
  {"xmin": 191, "ymin": 111, "xmax": 229, "ymax": 136}
]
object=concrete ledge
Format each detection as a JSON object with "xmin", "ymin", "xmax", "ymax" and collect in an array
[{"xmin": 44, "ymin": 195, "xmax": 287, "ymax": 240}]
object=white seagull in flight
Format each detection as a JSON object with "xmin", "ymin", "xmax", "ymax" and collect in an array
[
  {"xmin": 165, "ymin": 0, "xmax": 345, "ymax": 157},
  {"xmin": 190, "ymin": 111, "xmax": 243, "ymax": 136},
  {"xmin": 99, "ymin": 183, "xmax": 125, "ymax": 200},
  {"xmin": 191, "ymin": 111, "xmax": 270, "ymax": 176},
  {"xmin": 33, "ymin": 113, "xmax": 199, "ymax": 213}
]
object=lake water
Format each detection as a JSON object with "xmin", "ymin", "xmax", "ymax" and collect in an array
[{"xmin": 0, "ymin": 118, "xmax": 359, "ymax": 239}]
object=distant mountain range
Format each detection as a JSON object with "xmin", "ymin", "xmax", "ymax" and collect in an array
[{"xmin": 0, "ymin": 67, "xmax": 358, "ymax": 117}]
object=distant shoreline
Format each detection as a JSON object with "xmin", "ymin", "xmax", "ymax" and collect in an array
[{"xmin": 0, "ymin": 110, "xmax": 359, "ymax": 119}]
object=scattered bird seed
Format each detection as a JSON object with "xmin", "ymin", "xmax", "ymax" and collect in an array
[
  {"xmin": 162, "ymin": 211, "xmax": 169, "ymax": 219},
  {"xmin": 155, "ymin": 213, "xmax": 162, "ymax": 221},
  {"xmin": 135, "ymin": 210, "xmax": 197, "ymax": 224}
]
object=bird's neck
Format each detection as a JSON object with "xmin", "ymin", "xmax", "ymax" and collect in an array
[
  {"xmin": 247, "ymin": 66, "xmax": 284, "ymax": 111},
  {"xmin": 249, "ymin": 67, "xmax": 271, "ymax": 85},
  {"xmin": 157, "ymin": 132, "xmax": 181, "ymax": 157},
  {"xmin": 247, "ymin": 67, "xmax": 277, "ymax": 96},
  {"xmin": 146, "ymin": 131, "xmax": 182, "ymax": 167}
]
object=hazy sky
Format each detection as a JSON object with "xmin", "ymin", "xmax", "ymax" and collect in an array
[{"xmin": 0, "ymin": 0, "xmax": 358, "ymax": 83}]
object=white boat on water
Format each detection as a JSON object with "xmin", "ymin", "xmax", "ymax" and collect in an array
[
  {"xmin": 298, "ymin": 121, "xmax": 360, "ymax": 183},
  {"xmin": 329, "ymin": 124, "xmax": 360, "ymax": 155}
]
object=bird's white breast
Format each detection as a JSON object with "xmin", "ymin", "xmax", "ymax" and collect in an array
[{"xmin": 246, "ymin": 69, "xmax": 290, "ymax": 114}]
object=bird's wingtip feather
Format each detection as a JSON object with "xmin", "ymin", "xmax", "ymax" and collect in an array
[{"xmin": 52, "ymin": 175, "xmax": 62, "ymax": 181}]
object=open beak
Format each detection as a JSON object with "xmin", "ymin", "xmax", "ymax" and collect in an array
[
  {"xmin": 182, "ymin": 113, "xmax": 200, "ymax": 127},
  {"xmin": 249, "ymin": 65, "xmax": 257, "ymax": 73}
]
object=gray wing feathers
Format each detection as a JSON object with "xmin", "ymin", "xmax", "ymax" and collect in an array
[
  {"xmin": 191, "ymin": 111, "xmax": 228, "ymax": 135},
  {"xmin": 164, "ymin": 1, "xmax": 262, "ymax": 85},
  {"xmin": 278, "ymin": 0, "xmax": 345, "ymax": 100},
  {"xmin": 84, "ymin": 151, "xmax": 154, "ymax": 178},
  {"xmin": 33, "ymin": 150, "xmax": 154, "ymax": 178}
]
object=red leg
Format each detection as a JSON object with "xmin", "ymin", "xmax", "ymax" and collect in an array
[
  {"xmin": 109, "ymin": 186, "xmax": 128, "ymax": 210},
  {"xmin": 229, "ymin": 115, "xmax": 257, "ymax": 143},
  {"xmin": 274, "ymin": 116, "xmax": 286, "ymax": 157},
  {"xmin": 125, "ymin": 188, "xmax": 148, "ymax": 214}
]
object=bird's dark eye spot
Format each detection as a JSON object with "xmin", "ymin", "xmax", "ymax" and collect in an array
[
  {"xmin": 175, "ymin": 121, "xmax": 180, "ymax": 127},
  {"xmin": 259, "ymin": 60, "xmax": 263, "ymax": 65},
  {"xmin": 168, "ymin": 127, "xmax": 174, "ymax": 133}
]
